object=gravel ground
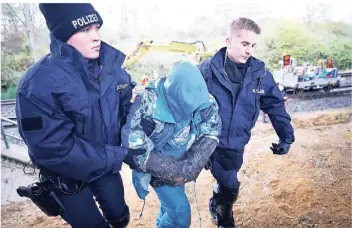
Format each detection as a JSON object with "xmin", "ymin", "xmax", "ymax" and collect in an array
[
  {"xmin": 1, "ymin": 104, "xmax": 16, "ymax": 119},
  {"xmin": 287, "ymin": 94, "xmax": 352, "ymax": 114},
  {"xmin": 2, "ymin": 128, "xmax": 24, "ymax": 146}
]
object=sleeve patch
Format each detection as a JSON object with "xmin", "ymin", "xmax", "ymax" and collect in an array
[{"xmin": 21, "ymin": 117, "xmax": 43, "ymax": 132}]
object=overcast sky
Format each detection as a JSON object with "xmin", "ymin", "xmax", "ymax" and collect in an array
[
  {"xmin": 3, "ymin": 0, "xmax": 351, "ymax": 43},
  {"xmin": 93, "ymin": 0, "xmax": 352, "ymax": 28},
  {"xmin": 10, "ymin": 0, "xmax": 348, "ymax": 30}
]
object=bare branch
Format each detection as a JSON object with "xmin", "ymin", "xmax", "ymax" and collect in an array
[{"xmin": 5, "ymin": 3, "xmax": 26, "ymax": 27}]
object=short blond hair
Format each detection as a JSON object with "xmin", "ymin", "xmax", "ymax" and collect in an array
[{"xmin": 227, "ymin": 17, "xmax": 261, "ymax": 38}]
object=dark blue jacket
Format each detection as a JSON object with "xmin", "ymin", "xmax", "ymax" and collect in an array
[
  {"xmin": 198, "ymin": 48, "xmax": 294, "ymax": 155},
  {"xmin": 16, "ymin": 34, "xmax": 132, "ymax": 183}
]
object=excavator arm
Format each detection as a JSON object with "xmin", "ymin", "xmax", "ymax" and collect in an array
[{"xmin": 123, "ymin": 40, "xmax": 215, "ymax": 68}]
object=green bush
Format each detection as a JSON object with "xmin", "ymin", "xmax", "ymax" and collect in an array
[{"xmin": 1, "ymin": 84, "xmax": 17, "ymax": 100}]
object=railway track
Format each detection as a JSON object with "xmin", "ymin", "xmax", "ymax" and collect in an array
[
  {"xmin": 1, "ymin": 99, "xmax": 17, "ymax": 128},
  {"xmin": 1, "ymin": 99, "xmax": 16, "ymax": 106},
  {"xmin": 1, "ymin": 88, "xmax": 351, "ymax": 119},
  {"xmin": 1, "ymin": 117, "xmax": 17, "ymax": 128},
  {"xmin": 287, "ymin": 87, "xmax": 352, "ymax": 100},
  {"xmin": 1, "ymin": 100, "xmax": 18, "ymax": 139}
]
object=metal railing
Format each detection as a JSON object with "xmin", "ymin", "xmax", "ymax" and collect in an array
[
  {"xmin": 1, "ymin": 117, "xmax": 23, "ymax": 149},
  {"xmin": 1, "ymin": 99, "xmax": 16, "ymax": 105}
]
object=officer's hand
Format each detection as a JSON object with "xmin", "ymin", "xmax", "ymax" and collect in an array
[
  {"xmin": 140, "ymin": 117, "xmax": 156, "ymax": 136},
  {"xmin": 204, "ymin": 159, "xmax": 212, "ymax": 170},
  {"xmin": 124, "ymin": 148, "xmax": 146, "ymax": 171},
  {"xmin": 270, "ymin": 141, "xmax": 290, "ymax": 155},
  {"xmin": 119, "ymin": 82, "xmax": 137, "ymax": 105},
  {"xmin": 204, "ymin": 150, "xmax": 217, "ymax": 170}
]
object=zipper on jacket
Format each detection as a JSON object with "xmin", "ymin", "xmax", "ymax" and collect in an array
[
  {"xmin": 89, "ymin": 77, "xmax": 99, "ymax": 85},
  {"xmin": 232, "ymin": 65, "xmax": 252, "ymax": 107},
  {"xmin": 236, "ymin": 81, "xmax": 243, "ymax": 104},
  {"xmin": 230, "ymin": 66, "xmax": 256, "ymax": 131}
]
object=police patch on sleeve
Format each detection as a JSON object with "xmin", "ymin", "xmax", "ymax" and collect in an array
[{"xmin": 21, "ymin": 117, "xmax": 43, "ymax": 132}]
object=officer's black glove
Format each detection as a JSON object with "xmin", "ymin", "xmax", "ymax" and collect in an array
[
  {"xmin": 130, "ymin": 81, "xmax": 137, "ymax": 88},
  {"xmin": 124, "ymin": 148, "xmax": 146, "ymax": 171},
  {"xmin": 119, "ymin": 82, "xmax": 137, "ymax": 106},
  {"xmin": 204, "ymin": 151, "xmax": 217, "ymax": 170},
  {"xmin": 204, "ymin": 159, "xmax": 212, "ymax": 170},
  {"xmin": 270, "ymin": 141, "xmax": 291, "ymax": 155},
  {"xmin": 140, "ymin": 117, "xmax": 156, "ymax": 137}
]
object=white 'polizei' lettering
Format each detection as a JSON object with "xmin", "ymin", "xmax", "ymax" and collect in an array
[
  {"xmin": 77, "ymin": 18, "xmax": 84, "ymax": 27},
  {"xmin": 92, "ymin": 14, "xmax": 98, "ymax": 22},
  {"xmin": 71, "ymin": 14, "xmax": 99, "ymax": 29},
  {"xmin": 72, "ymin": 20, "xmax": 78, "ymax": 29},
  {"xmin": 86, "ymin": 15, "xmax": 92, "ymax": 22},
  {"xmin": 82, "ymin": 16, "xmax": 89, "ymax": 25}
]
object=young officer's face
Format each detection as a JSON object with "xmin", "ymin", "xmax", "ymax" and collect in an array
[
  {"xmin": 226, "ymin": 29, "xmax": 259, "ymax": 64},
  {"xmin": 67, "ymin": 23, "xmax": 101, "ymax": 59}
]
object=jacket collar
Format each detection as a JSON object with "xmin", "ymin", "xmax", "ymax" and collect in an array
[
  {"xmin": 210, "ymin": 47, "xmax": 265, "ymax": 81},
  {"xmin": 49, "ymin": 33, "xmax": 126, "ymax": 76}
]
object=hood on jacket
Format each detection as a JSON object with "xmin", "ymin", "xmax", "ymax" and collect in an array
[{"xmin": 162, "ymin": 61, "xmax": 209, "ymax": 122}]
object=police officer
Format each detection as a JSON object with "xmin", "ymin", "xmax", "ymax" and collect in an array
[
  {"xmin": 16, "ymin": 3, "xmax": 144, "ymax": 228},
  {"xmin": 198, "ymin": 18, "xmax": 295, "ymax": 227}
]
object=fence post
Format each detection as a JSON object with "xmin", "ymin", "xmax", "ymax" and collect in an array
[{"xmin": 1, "ymin": 123, "xmax": 10, "ymax": 149}]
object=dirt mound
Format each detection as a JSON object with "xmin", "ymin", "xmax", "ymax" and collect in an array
[
  {"xmin": 252, "ymin": 108, "xmax": 352, "ymax": 136},
  {"xmin": 292, "ymin": 109, "xmax": 352, "ymax": 129},
  {"xmin": 2, "ymin": 109, "xmax": 351, "ymax": 228}
]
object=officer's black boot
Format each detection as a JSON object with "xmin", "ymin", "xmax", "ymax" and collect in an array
[
  {"xmin": 108, "ymin": 206, "xmax": 130, "ymax": 228},
  {"xmin": 209, "ymin": 184, "xmax": 240, "ymax": 228},
  {"xmin": 209, "ymin": 190, "xmax": 219, "ymax": 225}
]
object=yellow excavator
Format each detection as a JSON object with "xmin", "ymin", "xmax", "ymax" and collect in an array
[{"xmin": 123, "ymin": 40, "xmax": 215, "ymax": 69}]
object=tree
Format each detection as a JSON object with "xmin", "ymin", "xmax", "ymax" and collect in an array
[
  {"xmin": 1, "ymin": 3, "xmax": 46, "ymax": 89},
  {"xmin": 256, "ymin": 19, "xmax": 352, "ymax": 71},
  {"xmin": 302, "ymin": 3, "xmax": 328, "ymax": 28},
  {"xmin": 4, "ymin": 3, "xmax": 40, "ymax": 62}
]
